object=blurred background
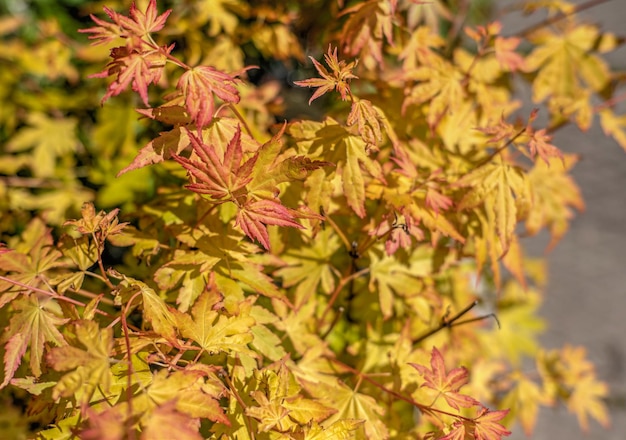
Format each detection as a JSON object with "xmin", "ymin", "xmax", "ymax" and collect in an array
[{"xmin": 499, "ymin": 1, "xmax": 626, "ymax": 438}]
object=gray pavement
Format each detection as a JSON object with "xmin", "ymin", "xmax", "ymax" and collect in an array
[{"xmin": 500, "ymin": 1, "xmax": 626, "ymax": 438}]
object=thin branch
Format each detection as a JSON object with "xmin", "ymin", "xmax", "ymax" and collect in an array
[
  {"xmin": 0, "ymin": 275, "xmax": 111, "ymax": 317},
  {"xmin": 414, "ymin": 300, "xmax": 500, "ymax": 344},
  {"xmin": 517, "ymin": 0, "xmax": 613, "ymax": 38}
]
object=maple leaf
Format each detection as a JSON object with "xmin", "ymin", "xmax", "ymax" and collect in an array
[
  {"xmin": 456, "ymin": 161, "xmax": 530, "ymax": 252},
  {"xmin": 347, "ymin": 99, "xmax": 384, "ymax": 147},
  {"xmin": 245, "ymin": 123, "xmax": 331, "ymax": 200},
  {"xmin": 5, "ymin": 112, "xmax": 78, "ymax": 178},
  {"xmin": 525, "ymin": 23, "xmax": 610, "ymax": 103},
  {"xmin": 173, "ymin": 127, "xmax": 256, "ymax": 202},
  {"xmin": 274, "ymin": 227, "xmax": 341, "ymax": 307},
  {"xmin": 235, "ymin": 198, "xmax": 304, "ymax": 250},
  {"xmin": 294, "ymin": 45, "xmax": 358, "ymax": 104},
  {"xmin": 500, "ymin": 371, "xmax": 545, "ymax": 435},
  {"xmin": 113, "ymin": 274, "xmax": 178, "ymax": 341},
  {"xmin": 1, "ymin": 296, "xmax": 67, "ymax": 389},
  {"xmin": 92, "ymin": 44, "xmax": 173, "ymax": 106},
  {"xmin": 339, "ymin": 0, "xmax": 395, "ymax": 68},
  {"xmin": 0, "ymin": 218, "xmax": 65, "ymax": 305},
  {"xmin": 473, "ymin": 407, "xmax": 511, "ymax": 440},
  {"xmin": 80, "ymin": 0, "xmax": 172, "ymax": 45},
  {"xmin": 599, "ymin": 108, "xmax": 626, "ymax": 151},
  {"xmin": 323, "ymin": 381, "xmax": 389, "ymax": 439},
  {"xmin": 141, "ymin": 401, "xmax": 203, "ymax": 440},
  {"xmin": 410, "ymin": 347, "xmax": 480, "ymax": 411},
  {"xmin": 64, "ymin": 202, "xmax": 128, "ymax": 242},
  {"xmin": 46, "ymin": 320, "xmax": 113, "ymax": 401},
  {"xmin": 555, "ymin": 345, "xmax": 611, "ymax": 431},
  {"xmin": 175, "ymin": 291, "xmax": 256, "ymax": 357},
  {"xmin": 115, "ymin": 0, "xmax": 172, "ymax": 38},
  {"xmin": 494, "ymin": 35, "xmax": 525, "ymax": 72},
  {"xmin": 525, "ymin": 154, "xmax": 584, "ymax": 250},
  {"xmin": 177, "ymin": 66, "xmax": 240, "ymax": 130},
  {"xmin": 142, "ymin": 369, "xmax": 230, "ymax": 425},
  {"xmin": 526, "ymin": 128, "xmax": 563, "ymax": 165}
]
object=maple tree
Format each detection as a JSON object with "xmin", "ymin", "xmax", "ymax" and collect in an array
[{"xmin": 0, "ymin": 0, "xmax": 622, "ymax": 438}]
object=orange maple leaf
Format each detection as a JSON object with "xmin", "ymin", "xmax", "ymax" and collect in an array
[
  {"xmin": 527, "ymin": 128, "xmax": 563, "ymax": 165},
  {"xmin": 411, "ymin": 347, "xmax": 480, "ymax": 411},
  {"xmin": 235, "ymin": 199, "xmax": 304, "ymax": 250},
  {"xmin": 294, "ymin": 45, "xmax": 358, "ymax": 104},
  {"xmin": 440, "ymin": 407, "xmax": 511, "ymax": 440},
  {"xmin": 473, "ymin": 407, "xmax": 511, "ymax": 440},
  {"xmin": 80, "ymin": 0, "xmax": 172, "ymax": 45},
  {"xmin": 91, "ymin": 45, "xmax": 173, "ymax": 106},
  {"xmin": 494, "ymin": 36, "xmax": 525, "ymax": 72},
  {"xmin": 173, "ymin": 127, "xmax": 255, "ymax": 202},
  {"xmin": 177, "ymin": 66, "xmax": 240, "ymax": 130}
]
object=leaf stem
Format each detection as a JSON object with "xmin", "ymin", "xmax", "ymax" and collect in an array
[{"xmin": 0, "ymin": 275, "xmax": 112, "ymax": 317}]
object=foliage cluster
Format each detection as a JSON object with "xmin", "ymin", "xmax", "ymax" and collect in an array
[{"xmin": 0, "ymin": 0, "xmax": 623, "ymax": 438}]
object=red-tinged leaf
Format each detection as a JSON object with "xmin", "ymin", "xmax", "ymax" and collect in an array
[
  {"xmin": 79, "ymin": 12, "xmax": 124, "ymax": 46},
  {"xmin": 494, "ymin": 36, "xmax": 525, "ymax": 72},
  {"xmin": 121, "ymin": 0, "xmax": 172, "ymax": 37},
  {"xmin": 80, "ymin": 1, "xmax": 172, "ymax": 45},
  {"xmin": 347, "ymin": 99, "xmax": 384, "ymax": 147},
  {"xmin": 173, "ymin": 127, "xmax": 255, "ymax": 201},
  {"xmin": 93, "ymin": 45, "xmax": 172, "ymax": 106},
  {"xmin": 235, "ymin": 199, "xmax": 304, "ymax": 250},
  {"xmin": 141, "ymin": 402, "xmax": 203, "ymax": 440},
  {"xmin": 411, "ymin": 347, "xmax": 480, "ymax": 410},
  {"xmin": 425, "ymin": 187, "xmax": 453, "ymax": 215},
  {"xmin": 2, "ymin": 296, "xmax": 67, "ymax": 388},
  {"xmin": 473, "ymin": 407, "xmax": 511, "ymax": 440},
  {"xmin": 339, "ymin": 0, "xmax": 395, "ymax": 67},
  {"xmin": 177, "ymin": 66, "xmax": 240, "ymax": 130},
  {"xmin": 80, "ymin": 408, "xmax": 125, "ymax": 440},
  {"xmin": 527, "ymin": 128, "xmax": 563, "ymax": 165},
  {"xmin": 294, "ymin": 45, "xmax": 358, "ymax": 104},
  {"xmin": 439, "ymin": 420, "xmax": 472, "ymax": 440}
]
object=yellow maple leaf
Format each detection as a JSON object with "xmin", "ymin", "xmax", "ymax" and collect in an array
[
  {"xmin": 600, "ymin": 108, "xmax": 626, "ymax": 152},
  {"xmin": 525, "ymin": 154, "xmax": 584, "ymax": 250},
  {"xmin": 457, "ymin": 160, "xmax": 530, "ymax": 252},
  {"xmin": 525, "ymin": 23, "xmax": 610, "ymax": 103}
]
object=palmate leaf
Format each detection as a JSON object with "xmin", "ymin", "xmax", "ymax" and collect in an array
[
  {"xmin": 339, "ymin": 0, "xmax": 395, "ymax": 68},
  {"xmin": 456, "ymin": 161, "xmax": 530, "ymax": 252},
  {"xmin": 525, "ymin": 23, "xmax": 611, "ymax": 103},
  {"xmin": 130, "ymin": 368, "xmax": 229, "ymax": 430},
  {"xmin": 177, "ymin": 65, "xmax": 240, "ymax": 130},
  {"xmin": 525, "ymin": 154, "xmax": 584, "ymax": 250},
  {"xmin": 173, "ymin": 127, "xmax": 256, "ymax": 201},
  {"xmin": 294, "ymin": 46, "xmax": 358, "ymax": 104},
  {"xmin": 46, "ymin": 320, "xmax": 113, "ymax": 402},
  {"xmin": 5, "ymin": 112, "xmax": 78, "ymax": 178},
  {"xmin": 1, "ymin": 296, "xmax": 67, "ymax": 389},
  {"xmin": 174, "ymin": 291, "xmax": 256, "ymax": 357},
  {"xmin": 500, "ymin": 371, "xmax": 545, "ymax": 436},
  {"xmin": 410, "ymin": 347, "xmax": 480, "ymax": 411},
  {"xmin": 289, "ymin": 118, "xmax": 384, "ymax": 218},
  {"xmin": 141, "ymin": 401, "xmax": 203, "ymax": 440},
  {"xmin": 80, "ymin": 0, "xmax": 172, "ymax": 45},
  {"xmin": 235, "ymin": 198, "xmax": 304, "ymax": 251},
  {"xmin": 323, "ymin": 382, "xmax": 389, "ymax": 439},
  {"xmin": 114, "ymin": 274, "xmax": 178, "ymax": 341}
]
